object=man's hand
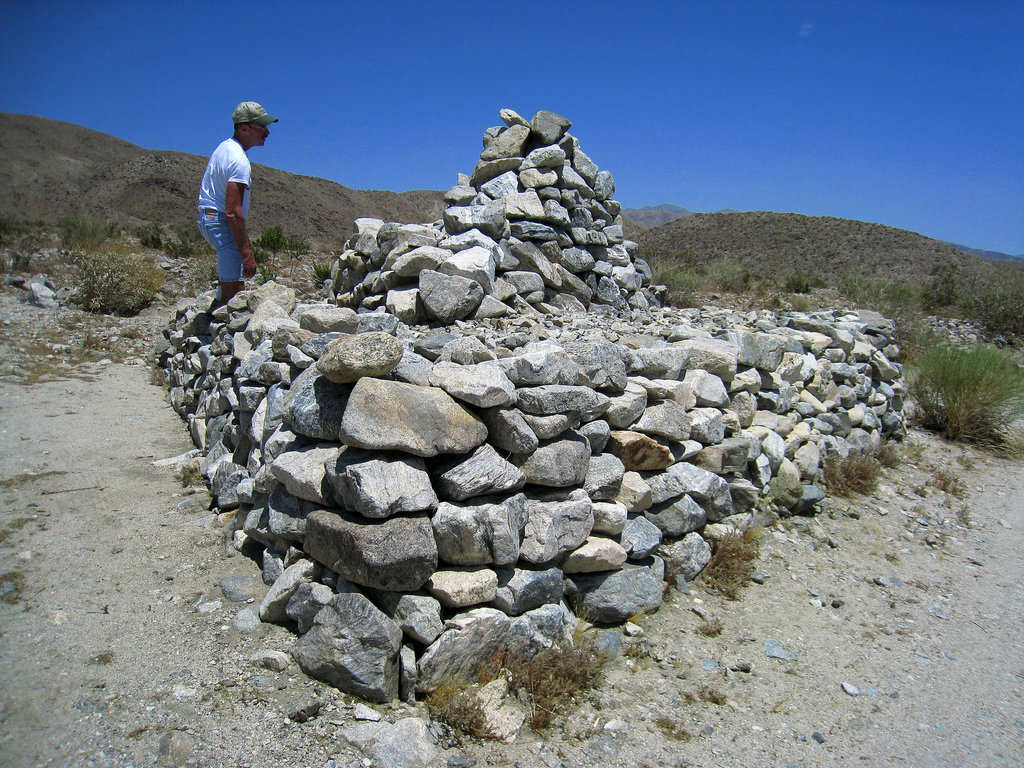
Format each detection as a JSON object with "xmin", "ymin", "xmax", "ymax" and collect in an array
[{"xmin": 242, "ymin": 253, "xmax": 257, "ymax": 279}]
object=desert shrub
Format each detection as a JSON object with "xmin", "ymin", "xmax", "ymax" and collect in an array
[
  {"xmin": 59, "ymin": 218, "xmax": 120, "ymax": 250},
  {"xmin": 837, "ymin": 274, "xmax": 921, "ymax": 318},
  {"xmin": 135, "ymin": 223, "xmax": 163, "ymax": 249},
  {"xmin": 824, "ymin": 454, "xmax": 881, "ymax": 497},
  {"xmin": 705, "ymin": 259, "xmax": 754, "ymax": 293},
  {"xmin": 908, "ymin": 343, "xmax": 1024, "ymax": 446},
  {"xmin": 783, "ymin": 272, "xmax": 811, "ymax": 294},
  {"xmin": 256, "ymin": 264, "xmax": 278, "ymax": 284},
  {"xmin": 309, "ymin": 260, "xmax": 333, "ymax": 284},
  {"xmin": 655, "ymin": 716, "xmax": 693, "ymax": 741},
  {"xmin": 164, "ymin": 227, "xmax": 209, "ymax": 258},
  {"xmin": 958, "ymin": 261, "xmax": 1024, "ymax": 338},
  {"xmin": 75, "ymin": 251, "xmax": 164, "ymax": 315},
  {"xmin": 697, "ymin": 528, "xmax": 761, "ymax": 600},
  {"xmin": 424, "ymin": 684, "xmax": 488, "ymax": 740},
  {"xmin": 503, "ymin": 642, "xmax": 605, "ymax": 731},
  {"xmin": 921, "ymin": 262, "xmax": 961, "ymax": 310},
  {"xmin": 254, "ymin": 224, "xmax": 309, "ymax": 256}
]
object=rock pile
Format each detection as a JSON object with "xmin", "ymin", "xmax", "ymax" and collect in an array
[
  {"xmin": 157, "ymin": 110, "xmax": 907, "ymax": 707},
  {"xmin": 328, "ymin": 108, "xmax": 661, "ymax": 321}
]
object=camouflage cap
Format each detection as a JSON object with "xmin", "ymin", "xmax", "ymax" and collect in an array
[{"xmin": 232, "ymin": 101, "xmax": 278, "ymax": 126}]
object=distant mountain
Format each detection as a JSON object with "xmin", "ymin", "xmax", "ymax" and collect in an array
[
  {"xmin": 622, "ymin": 204, "xmax": 695, "ymax": 229},
  {"xmin": 946, "ymin": 242, "xmax": 1024, "ymax": 262},
  {"xmin": 633, "ymin": 211, "xmax": 985, "ymax": 286},
  {"xmin": 0, "ymin": 113, "xmax": 445, "ymax": 244}
]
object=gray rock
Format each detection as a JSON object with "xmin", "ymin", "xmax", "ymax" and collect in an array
[
  {"xmin": 565, "ymin": 558, "xmax": 664, "ymax": 624},
  {"xmin": 298, "ymin": 305, "xmax": 359, "ymax": 334},
  {"xmin": 516, "ymin": 385, "xmax": 608, "ymax": 418},
  {"xmin": 530, "ymin": 110, "xmax": 572, "ymax": 144},
  {"xmin": 426, "ymin": 567, "xmax": 499, "ymax": 608},
  {"xmin": 290, "ymin": 592, "xmax": 403, "ymax": 703},
  {"xmin": 644, "ymin": 493, "xmax": 707, "ymax": 537},
  {"xmin": 435, "ymin": 444, "xmax": 527, "ymax": 502},
  {"xmin": 432, "ymin": 493, "xmax": 528, "ymax": 566},
  {"xmin": 633, "ymin": 400, "xmax": 691, "ymax": 442},
  {"xmin": 316, "ymin": 332, "xmax": 404, "ymax": 384},
  {"xmin": 418, "ymin": 269, "xmax": 484, "ymax": 323},
  {"xmin": 514, "ymin": 431, "xmax": 591, "ymax": 487},
  {"xmin": 339, "ymin": 717, "xmax": 439, "ymax": 768},
  {"xmin": 339, "ymin": 377, "xmax": 488, "ymax": 458},
  {"xmin": 584, "ymin": 453, "xmax": 626, "ymax": 501},
  {"xmin": 428, "ymin": 361, "xmax": 516, "ymax": 408},
  {"xmin": 519, "ymin": 489, "xmax": 593, "ymax": 564},
  {"xmin": 281, "ymin": 367, "xmax": 349, "ymax": 441},
  {"xmin": 620, "ymin": 516, "xmax": 663, "ymax": 559},
  {"xmin": 269, "ymin": 443, "xmax": 341, "ymax": 504},
  {"xmin": 285, "ymin": 581, "xmax": 335, "ymax": 633},
  {"xmin": 658, "ymin": 533, "xmax": 712, "ymax": 583},
  {"xmin": 373, "ymin": 593, "xmax": 444, "ymax": 645},
  {"xmin": 492, "ymin": 566, "xmax": 564, "ymax": 615},
  {"xmin": 259, "ymin": 558, "xmax": 317, "ymax": 622},
  {"xmin": 304, "ymin": 509, "xmax": 438, "ymax": 592},
  {"xmin": 479, "ymin": 406, "xmax": 539, "ymax": 454},
  {"xmin": 326, "ymin": 448, "xmax": 438, "ymax": 519}
]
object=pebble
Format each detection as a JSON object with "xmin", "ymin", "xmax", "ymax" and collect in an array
[
  {"xmin": 353, "ymin": 703, "xmax": 381, "ymax": 721},
  {"xmin": 765, "ymin": 638, "xmax": 796, "ymax": 661},
  {"xmin": 841, "ymin": 682, "xmax": 860, "ymax": 696},
  {"xmin": 751, "ymin": 572, "xmax": 768, "ymax": 584}
]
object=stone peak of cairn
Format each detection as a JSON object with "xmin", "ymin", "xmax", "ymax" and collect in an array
[{"xmin": 328, "ymin": 108, "xmax": 664, "ymax": 324}]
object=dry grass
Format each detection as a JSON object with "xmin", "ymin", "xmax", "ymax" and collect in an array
[
  {"xmin": 823, "ymin": 454, "xmax": 882, "ymax": 497},
  {"xmin": 424, "ymin": 684, "xmax": 488, "ymax": 740},
  {"xmin": 697, "ymin": 528, "xmax": 761, "ymax": 600},
  {"xmin": 696, "ymin": 618, "xmax": 724, "ymax": 637},
  {"xmin": 427, "ymin": 641, "xmax": 607, "ymax": 737}
]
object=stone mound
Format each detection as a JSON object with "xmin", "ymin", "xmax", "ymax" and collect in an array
[{"xmin": 157, "ymin": 110, "xmax": 907, "ymax": 708}]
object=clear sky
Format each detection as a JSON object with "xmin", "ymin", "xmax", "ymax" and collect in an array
[{"xmin": 2, "ymin": 0, "xmax": 1022, "ymax": 254}]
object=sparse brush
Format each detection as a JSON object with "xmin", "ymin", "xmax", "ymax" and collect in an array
[
  {"xmin": 908, "ymin": 343, "xmax": 1024, "ymax": 448},
  {"xmin": 503, "ymin": 642, "xmax": 606, "ymax": 731},
  {"xmin": 696, "ymin": 618, "xmax": 724, "ymax": 637},
  {"xmin": 655, "ymin": 716, "xmax": 693, "ymax": 741},
  {"xmin": 824, "ymin": 454, "xmax": 882, "ymax": 497},
  {"xmin": 135, "ymin": 223, "xmax": 163, "ymax": 249},
  {"xmin": 424, "ymin": 684, "xmax": 488, "ymax": 740},
  {"xmin": 75, "ymin": 251, "xmax": 165, "ymax": 315},
  {"xmin": 59, "ymin": 217, "xmax": 121, "ymax": 250},
  {"xmin": 697, "ymin": 528, "xmax": 761, "ymax": 600},
  {"xmin": 697, "ymin": 686, "xmax": 727, "ymax": 705},
  {"xmin": 256, "ymin": 264, "xmax": 278, "ymax": 284},
  {"xmin": 874, "ymin": 442, "xmax": 902, "ymax": 468},
  {"xmin": 929, "ymin": 468, "xmax": 964, "ymax": 498}
]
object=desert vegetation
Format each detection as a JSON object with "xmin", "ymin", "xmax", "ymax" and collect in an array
[{"xmin": 641, "ymin": 211, "xmax": 1024, "ymax": 339}]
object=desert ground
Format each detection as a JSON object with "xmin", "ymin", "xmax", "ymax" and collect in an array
[{"xmin": 1, "ymin": 284, "xmax": 1022, "ymax": 768}]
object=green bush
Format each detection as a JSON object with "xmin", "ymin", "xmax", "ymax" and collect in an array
[
  {"xmin": 908, "ymin": 343, "xmax": 1024, "ymax": 446},
  {"xmin": 254, "ymin": 224, "xmax": 309, "ymax": 256},
  {"xmin": 58, "ymin": 218, "xmax": 120, "ymax": 250},
  {"xmin": 135, "ymin": 223, "xmax": 163, "ymax": 249},
  {"xmin": 164, "ymin": 227, "xmax": 209, "ymax": 258},
  {"xmin": 957, "ymin": 262, "xmax": 1024, "ymax": 338},
  {"xmin": 75, "ymin": 251, "xmax": 165, "ymax": 315},
  {"xmin": 783, "ymin": 272, "xmax": 811, "ymax": 294},
  {"xmin": 309, "ymin": 260, "xmax": 333, "ymax": 284}
]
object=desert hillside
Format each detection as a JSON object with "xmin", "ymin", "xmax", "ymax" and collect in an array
[
  {"xmin": 0, "ymin": 113, "xmax": 445, "ymax": 244},
  {"xmin": 634, "ymin": 210, "xmax": 979, "ymax": 285}
]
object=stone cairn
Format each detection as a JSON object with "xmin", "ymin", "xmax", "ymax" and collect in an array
[{"xmin": 158, "ymin": 109, "xmax": 907, "ymax": 705}]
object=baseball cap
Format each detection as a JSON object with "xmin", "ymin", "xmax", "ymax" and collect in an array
[{"xmin": 232, "ymin": 101, "xmax": 278, "ymax": 126}]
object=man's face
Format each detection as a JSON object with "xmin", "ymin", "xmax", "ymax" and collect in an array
[{"xmin": 242, "ymin": 122, "xmax": 269, "ymax": 146}]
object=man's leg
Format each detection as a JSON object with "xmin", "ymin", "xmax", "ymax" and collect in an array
[{"xmin": 215, "ymin": 280, "xmax": 245, "ymax": 308}]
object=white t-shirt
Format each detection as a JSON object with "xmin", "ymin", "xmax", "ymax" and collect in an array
[{"xmin": 197, "ymin": 137, "xmax": 251, "ymax": 217}]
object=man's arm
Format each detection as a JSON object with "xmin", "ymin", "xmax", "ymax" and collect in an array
[{"xmin": 225, "ymin": 181, "xmax": 257, "ymax": 278}]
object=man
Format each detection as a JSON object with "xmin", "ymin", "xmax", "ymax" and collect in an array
[{"xmin": 197, "ymin": 101, "xmax": 278, "ymax": 308}]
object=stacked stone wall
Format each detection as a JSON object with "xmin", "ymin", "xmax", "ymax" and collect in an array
[{"xmin": 158, "ymin": 110, "xmax": 907, "ymax": 703}]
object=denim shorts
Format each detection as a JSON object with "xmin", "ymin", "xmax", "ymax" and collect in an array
[{"xmin": 197, "ymin": 211, "xmax": 242, "ymax": 282}]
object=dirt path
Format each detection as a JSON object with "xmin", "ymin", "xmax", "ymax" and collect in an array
[{"xmin": 1, "ymin": 358, "xmax": 1022, "ymax": 767}]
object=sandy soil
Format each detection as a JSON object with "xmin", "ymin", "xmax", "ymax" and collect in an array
[{"xmin": 1, "ymin": 290, "xmax": 1022, "ymax": 768}]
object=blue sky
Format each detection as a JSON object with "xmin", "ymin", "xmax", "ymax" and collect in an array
[{"xmin": 2, "ymin": 0, "xmax": 1022, "ymax": 254}]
